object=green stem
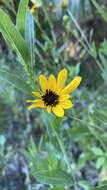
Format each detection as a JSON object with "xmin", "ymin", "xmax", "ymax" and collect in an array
[
  {"xmin": 43, "ymin": 111, "xmax": 78, "ymax": 188},
  {"xmin": 48, "ymin": 116, "xmax": 78, "ymax": 188},
  {"xmin": 53, "ymin": 126, "xmax": 71, "ymax": 172},
  {"xmin": 27, "ymin": 68, "xmax": 35, "ymax": 87}
]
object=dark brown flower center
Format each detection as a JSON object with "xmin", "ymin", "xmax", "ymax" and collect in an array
[{"xmin": 42, "ymin": 90, "xmax": 59, "ymax": 106}]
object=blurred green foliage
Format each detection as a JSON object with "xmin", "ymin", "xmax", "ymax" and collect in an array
[{"xmin": 0, "ymin": 0, "xmax": 107, "ymax": 190}]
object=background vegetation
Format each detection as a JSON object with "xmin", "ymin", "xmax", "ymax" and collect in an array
[{"xmin": 0, "ymin": 0, "xmax": 107, "ymax": 189}]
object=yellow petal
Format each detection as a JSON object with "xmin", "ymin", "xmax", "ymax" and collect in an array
[
  {"xmin": 32, "ymin": 91, "xmax": 41, "ymax": 97},
  {"xmin": 26, "ymin": 99, "xmax": 38, "ymax": 103},
  {"xmin": 56, "ymin": 68, "xmax": 67, "ymax": 92},
  {"xmin": 28, "ymin": 103, "xmax": 39, "ymax": 110},
  {"xmin": 61, "ymin": 76, "xmax": 82, "ymax": 94},
  {"xmin": 47, "ymin": 106, "xmax": 52, "ymax": 113},
  {"xmin": 39, "ymin": 74, "xmax": 48, "ymax": 92},
  {"xmin": 59, "ymin": 94, "xmax": 70, "ymax": 102},
  {"xmin": 52, "ymin": 105, "xmax": 64, "ymax": 117},
  {"xmin": 28, "ymin": 99, "xmax": 45, "ymax": 110},
  {"xmin": 60, "ymin": 100, "xmax": 73, "ymax": 109},
  {"xmin": 48, "ymin": 74, "xmax": 56, "ymax": 91}
]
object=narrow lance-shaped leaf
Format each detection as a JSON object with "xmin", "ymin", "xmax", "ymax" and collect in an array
[
  {"xmin": 91, "ymin": 0, "xmax": 107, "ymax": 22},
  {"xmin": 25, "ymin": 10, "xmax": 35, "ymax": 67},
  {"xmin": 16, "ymin": 0, "xmax": 29, "ymax": 37},
  {"xmin": 33, "ymin": 170, "xmax": 73, "ymax": 187},
  {"xmin": 0, "ymin": 9, "xmax": 31, "ymax": 72},
  {"xmin": 0, "ymin": 69, "xmax": 33, "ymax": 95}
]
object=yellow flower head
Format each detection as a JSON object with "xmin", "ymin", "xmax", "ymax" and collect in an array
[
  {"xmin": 30, "ymin": 0, "xmax": 42, "ymax": 14},
  {"xmin": 27, "ymin": 69, "xmax": 82, "ymax": 117},
  {"xmin": 62, "ymin": 0, "xmax": 69, "ymax": 8},
  {"xmin": 30, "ymin": 5, "xmax": 38, "ymax": 14}
]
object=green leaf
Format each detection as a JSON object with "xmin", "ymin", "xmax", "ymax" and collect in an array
[
  {"xmin": 28, "ymin": 136, "xmax": 38, "ymax": 156},
  {"xmin": 53, "ymin": 117, "xmax": 62, "ymax": 131},
  {"xmin": 78, "ymin": 180, "xmax": 92, "ymax": 190},
  {"xmin": 0, "ymin": 9, "xmax": 31, "ymax": 71},
  {"xmin": 100, "ymin": 40, "xmax": 107, "ymax": 56},
  {"xmin": 91, "ymin": 41, "xmax": 97, "ymax": 58},
  {"xmin": 91, "ymin": 185, "xmax": 107, "ymax": 190},
  {"xmin": 91, "ymin": 0, "xmax": 107, "ymax": 22},
  {"xmin": 69, "ymin": 125, "xmax": 90, "ymax": 141},
  {"xmin": 0, "ymin": 135, "xmax": 6, "ymax": 146},
  {"xmin": 45, "ymin": 143, "xmax": 58, "ymax": 170},
  {"xmin": 16, "ymin": 0, "xmax": 29, "ymax": 37},
  {"xmin": 99, "ymin": 53, "xmax": 107, "ymax": 70},
  {"xmin": 34, "ymin": 170, "xmax": 73, "ymax": 187},
  {"xmin": 0, "ymin": 69, "xmax": 33, "ymax": 94},
  {"xmin": 96, "ymin": 157, "xmax": 106, "ymax": 169},
  {"xmin": 25, "ymin": 10, "xmax": 35, "ymax": 66},
  {"xmin": 91, "ymin": 147, "xmax": 104, "ymax": 156}
]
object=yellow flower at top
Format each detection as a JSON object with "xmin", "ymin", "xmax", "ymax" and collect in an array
[
  {"xmin": 27, "ymin": 69, "xmax": 82, "ymax": 117},
  {"xmin": 30, "ymin": 0, "xmax": 42, "ymax": 14},
  {"xmin": 62, "ymin": 0, "xmax": 69, "ymax": 8},
  {"xmin": 30, "ymin": 5, "xmax": 38, "ymax": 14}
]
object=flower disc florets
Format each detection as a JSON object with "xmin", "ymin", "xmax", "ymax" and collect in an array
[
  {"xmin": 27, "ymin": 68, "xmax": 82, "ymax": 117},
  {"xmin": 42, "ymin": 90, "xmax": 59, "ymax": 106}
]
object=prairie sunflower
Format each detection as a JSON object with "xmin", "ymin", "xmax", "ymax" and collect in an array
[
  {"xmin": 30, "ymin": 0, "xmax": 42, "ymax": 14},
  {"xmin": 27, "ymin": 69, "xmax": 82, "ymax": 117}
]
